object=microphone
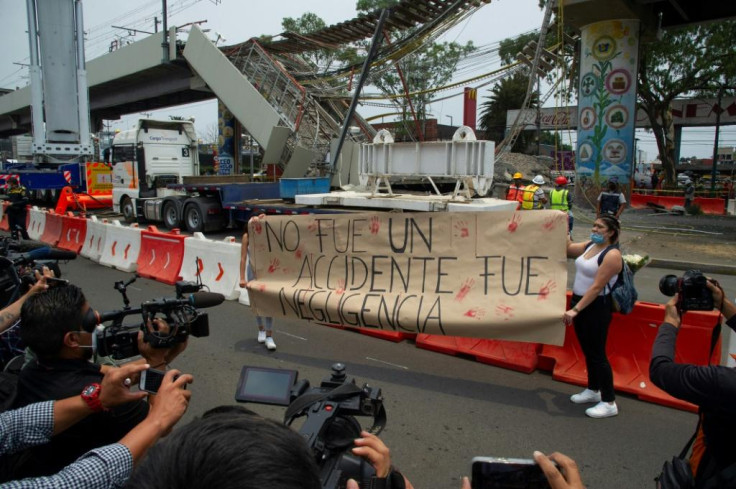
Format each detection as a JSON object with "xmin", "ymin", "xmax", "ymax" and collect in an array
[{"xmin": 187, "ymin": 291, "xmax": 225, "ymax": 308}]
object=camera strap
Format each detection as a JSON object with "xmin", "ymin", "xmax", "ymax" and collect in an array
[{"xmin": 284, "ymin": 383, "xmax": 386, "ymax": 435}]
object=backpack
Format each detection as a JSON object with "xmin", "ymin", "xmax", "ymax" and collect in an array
[{"xmin": 597, "ymin": 244, "xmax": 638, "ymax": 314}]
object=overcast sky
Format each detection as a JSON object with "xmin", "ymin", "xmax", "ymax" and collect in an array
[{"xmin": 1, "ymin": 0, "xmax": 733, "ymax": 161}]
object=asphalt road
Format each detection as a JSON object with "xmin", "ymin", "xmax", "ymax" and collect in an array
[{"xmin": 52, "ymin": 250, "xmax": 736, "ymax": 489}]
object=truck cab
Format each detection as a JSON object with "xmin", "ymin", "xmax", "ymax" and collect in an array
[{"xmin": 111, "ymin": 119, "xmax": 198, "ymax": 221}]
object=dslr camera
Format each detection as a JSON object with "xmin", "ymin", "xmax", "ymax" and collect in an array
[
  {"xmin": 91, "ymin": 277, "xmax": 222, "ymax": 359},
  {"xmin": 659, "ymin": 269, "xmax": 714, "ymax": 312},
  {"xmin": 236, "ymin": 363, "xmax": 385, "ymax": 489}
]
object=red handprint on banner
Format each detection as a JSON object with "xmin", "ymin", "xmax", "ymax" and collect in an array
[
  {"xmin": 295, "ymin": 246, "xmax": 304, "ymax": 259},
  {"xmin": 251, "ymin": 219, "xmax": 263, "ymax": 235},
  {"xmin": 507, "ymin": 213, "xmax": 522, "ymax": 233},
  {"xmin": 455, "ymin": 278, "xmax": 475, "ymax": 302},
  {"xmin": 307, "ymin": 220, "xmax": 318, "ymax": 233},
  {"xmin": 369, "ymin": 216, "xmax": 381, "ymax": 235},
  {"xmin": 542, "ymin": 213, "xmax": 566, "ymax": 231},
  {"xmin": 335, "ymin": 279, "xmax": 346, "ymax": 295},
  {"xmin": 464, "ymin": 307, "xmax": 486, "ymax": 320},
  {"xmin": 453, "ymin": 220, "xmax": 469, "ymax": 238},
  {"xmin": 495, "ymin": 304, "xmax": 515, "ymax": 321},
  {"xmin": 268, "ymin": 258, "xmax": 280, "ymax": 274},
  {"xmin": 537, "ymin": 280, "xmax": 557, "ymax": 300}
]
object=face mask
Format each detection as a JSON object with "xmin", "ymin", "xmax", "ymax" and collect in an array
[{"xmin": 590, "ymin": 233, "xmax": 606, "ymax": 244}]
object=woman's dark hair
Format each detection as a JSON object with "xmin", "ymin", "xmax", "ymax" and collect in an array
[
  {"xmin": 607, "ymin": 181, "xmax": 618, "ymax": 192},
  {"xmin": 597, "ymin": 214, "xmax": 620, "ymax": 243}
]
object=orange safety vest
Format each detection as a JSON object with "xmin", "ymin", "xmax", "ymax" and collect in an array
[
  {"xmin": 507, "ymin": 185, "xmax": 525, "ymax": 203},
  {"xmin": 521, "ymin": 184, "xmax": 541, "ymax": 210}
]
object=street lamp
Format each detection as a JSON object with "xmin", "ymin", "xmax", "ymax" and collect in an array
[{"xmin": 446, "ymin": 115, "xmax": 453, "ymax": 127}]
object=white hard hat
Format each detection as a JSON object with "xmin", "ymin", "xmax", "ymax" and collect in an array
[{"xmin": 532, "ymin": 175, "xmax": 545, "ymax": 185}]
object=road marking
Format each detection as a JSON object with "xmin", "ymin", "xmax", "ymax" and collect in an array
[
  {"xmin": 366, "ymin": 357, "xmax": 409, "ymax": 370},
  {"xmin": 279, "ymin": 331, "xmax": 306, "ymax": 341}
]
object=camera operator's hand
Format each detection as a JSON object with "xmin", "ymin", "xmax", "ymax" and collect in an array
[
  {"xmin": 137, "ymin": 318, "xmax": 187, "ymax": 368},
  {"xmin": 534, "ymin": 451, "xmax": 585, "ymax": 489},
  {"xmin": 351, "ymin": 431, "xmax": 392, "ymax": 477},
  {"xmin": 663, "ymin": 295, "xmax": 682, "ymax": 329},
  {"xmin": 147, "ymin": 369, "xmax": 192, "ymax": 435},
  {"xmin": 99, "ymin": 362, "xmax": 149, "ymax": 409},
  {"xmin": 706, "ymin": 280, "xmax": 724, "ymax": 310}
]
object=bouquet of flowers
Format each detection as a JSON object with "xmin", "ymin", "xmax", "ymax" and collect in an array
[{"xmin": 623, "ymin": 254, "xmax": 650, "ymax": 274}]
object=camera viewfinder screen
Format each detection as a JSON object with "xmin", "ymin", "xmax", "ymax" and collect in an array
[{"xmin": 235, "ymin": 366, "xmax": 297, "ymax": 406}]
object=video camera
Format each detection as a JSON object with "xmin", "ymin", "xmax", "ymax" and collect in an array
[
  {"xmin": 0, "ymin": 245, "xmax": 74, "ymax": 307},
  {"xmin": 91, "ymin": 276, "xmax": 224, "ymax": 359},
  {"xmin": 236, "ymin": 363, "xmax": 385, "ymax": 489},
  {"xmin": 659, "ymin": 269, "xmax": 714, "ymax": 312}
]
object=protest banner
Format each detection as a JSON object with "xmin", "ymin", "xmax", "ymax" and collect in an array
[{"xmin": 247, "ymin": 210, "xmax": 567, "ymax": 345}]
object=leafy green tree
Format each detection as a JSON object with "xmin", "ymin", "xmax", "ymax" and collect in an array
[
  {"xmin": 478, "ymin": 72, "xmax": 537, "ymax": 152},
  {"xmin": 280, "ymin": 13, "xmax": 342, "ymax": 73},
  {"xmin": 638, "ymin": 21, "xmax": 736, "ymax": 186}
]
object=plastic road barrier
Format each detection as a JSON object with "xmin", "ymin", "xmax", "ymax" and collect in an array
[
  {"xmin": 136, "ymin": 227, "xmax": 187, "ymax": 285},
  {"xmin": 180, "ymin": 232, "xmax": 241, "ymax": 300},
  {"xmin": 57, "ymin": 213, "xmax": 88, "ymax": 254},
  {"xmin": 39, "ymin": 210, "xmax": 64, "ymax": 247},
  {"xmin": 416, "ymin": 335, "xmax": 542, "ymax": 373},
  {"xmin": 99, "ymin": 221, "xmax": 141, "ymax": 272},
  {"xmin": 27, "ymin": 206, "xmax": 46, "ymax": 241},
  {"xmin": 79, "ymin": 215, "xmax": 108, "ymax": 263},
  {"xmin": 537, "ymin": 294, "xmax": 722, "ymax": 412},
  {"xmin": 0, "ymin": 202, "xmax": 8, "ymax": 232},
  {"xmin": 630, "ymin": 193, "xmax": 725, "ymax": 215}
]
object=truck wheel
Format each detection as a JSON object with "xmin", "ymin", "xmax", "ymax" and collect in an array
[
  {"xmin": 121, "ymin": 197, "xmax": 135, "ymax": 223},
  {"xmin": 184, "ymin": 203, "xmax": 204, "ymax": 233},
  {"xmin": 162, "ymin": 201, "xmax": 180, "ymax": 229}
]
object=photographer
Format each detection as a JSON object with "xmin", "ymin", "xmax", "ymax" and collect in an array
[
  {"xmin": 649, "ymin": 282, "xmax": 736, "ymax": 487},
  {"xmin": 2, "ymin": 366, "xmax": 192, "ymax": 489},
  {"xmin": 125, "ymin": 406, "xmax": 412, "ymax": 489},
  {"xmin": 7, "ymin": 284, "xmax": 187, "ymax": 479}
]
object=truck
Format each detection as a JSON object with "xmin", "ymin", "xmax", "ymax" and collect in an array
[
  {"xmin": 112, "ymin": 118, "xmax": 508, "ymax": 233},
  {"xmin": 111, "ymin": 118, "xmax": 295, "ymax": 232}
]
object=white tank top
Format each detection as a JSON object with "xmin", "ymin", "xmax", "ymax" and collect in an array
[{"xmin": 572, "ymin": 246, "xmax": 618, "ymax": 296}]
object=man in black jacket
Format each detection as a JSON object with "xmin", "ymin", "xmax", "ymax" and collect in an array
[
  {"xmin": 650, "ymin": 282, "xmax": 736, "ymax": 487},
  {"xmin": 5, "ymin": 177, "xmax": 30, "ymax": 240},
  {"xmin": 6, "ymin": 284, "xmax": 186, "ymax": 480}
]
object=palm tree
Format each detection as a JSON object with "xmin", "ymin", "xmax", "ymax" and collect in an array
[{"xmin": 478, "ymin": 72, "xmax": 538, "ymax": 153}]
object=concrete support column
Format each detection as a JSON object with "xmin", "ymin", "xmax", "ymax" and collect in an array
[
  {"xmin": 217, "ymin": 100, "xmax": 241, "ymax": 175},
  {"xmin": 575, "ymin": 19, "xmax": 640, "ymax": 207}
]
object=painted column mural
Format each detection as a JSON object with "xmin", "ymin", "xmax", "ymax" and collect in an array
[
  {"xmin": 217, "ymin": 100, "xmax": 236, "ymax": 176},
  {"xmin": 576, "ymin": 19, "xmax": 640, "ymax": 201}
]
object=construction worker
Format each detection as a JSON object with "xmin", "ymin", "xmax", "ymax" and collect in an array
[
  {"xmin": 521, "ymin": 175, "xmax": 548, "ymax": 210},
  {"xmin": 5, "ymin": 176, "xmax": 30, "ymax": 240},
  {"xmin": 506, "ymin": 172, "xmax": 525, "ymax": 210},
  {"xmin": 550, "ymin": 176, "xmax": 573, "ymax": 235}
]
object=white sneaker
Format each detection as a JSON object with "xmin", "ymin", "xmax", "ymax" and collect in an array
[
  {"xmin": 570, "ymin": 388, "xmax": 601, "ymax": 404},
  {"xmin": 585, "ymin": 401, "xmax": 618, "ymax": 418},
  {"xmin": 257, "ymin": 330, "xmax": 266, "ymax": 343},
  {"xmin": 265, "ymin": 336, "xmax": 276, "ymax": 350}
]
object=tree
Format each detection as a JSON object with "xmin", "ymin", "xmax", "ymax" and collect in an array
[
  {"xmin": 478, "ymin": 72, "xmax": 537, "ymax": 152},
  {"xmin": 638, "ymin": 21, "xmax": 736, "ymax": 186},
  {"xmin": 353, "ymin": 0, "xmax": 475, "ymax": 137}
]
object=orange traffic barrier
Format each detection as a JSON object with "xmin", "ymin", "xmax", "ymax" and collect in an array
[
  {"xmin": 55, "ymin": 186, "xmax": 112, "ymax": 214},
  {"xmin": 537, "ymin": 293, "xmax": 721, "ymax": 413},
  {"xmin": 416, "ymin": 335, "xmax": 542, "ymax": 373},
  {"xmin": 0, "ymin": 202, "xmax": 8, "ymax": 232},
  {"xmin": 57, "ymin": 212, "xmax": 88, "ymax": 254},
  {"xmin": 136, "ymin": 226, "xmax": 187, "ymax": 285},
  {"xmin": 39, "ymin": 210, "xmax": 64, "ymax": 247},
  {"xmin": 346, "ymin": 327, "xmax": 416, "ymax": 343},
  {"xmin": 630, "ymin": 193, "xmax": 725, "ymax": 215}
]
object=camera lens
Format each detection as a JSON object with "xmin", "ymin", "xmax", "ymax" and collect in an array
[{"xmin": 659, "ymin": 275, "xmax": 679, "ymax": 296}]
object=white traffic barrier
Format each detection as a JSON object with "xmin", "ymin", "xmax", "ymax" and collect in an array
[
  {"xmin": 180, "ymin": 232, "xmax": 241, "ymax": 300},
  {"xmin": 27, "ymin": 206, "xmax": 47, "ymax": 241},
  {"xmin": 80, "ymin": 215, "xmax": 108, "ymax": 263},
  {"xmin": 98, "ymin": 220, "xmax": 141, "ymax": 272}
]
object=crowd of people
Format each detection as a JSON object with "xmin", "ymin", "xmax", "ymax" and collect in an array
[{"xmin": 0, "ymin": 210, "xmax": 733, "ymax": 488}]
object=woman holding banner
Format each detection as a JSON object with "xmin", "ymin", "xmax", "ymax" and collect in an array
[
  {"xmin": 240, "ymin": 215, "xmax": 276, "ymax": 351},
  {"xmin": 563, "ymin": 215, "xmax": 622, "ymax": 418}
]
